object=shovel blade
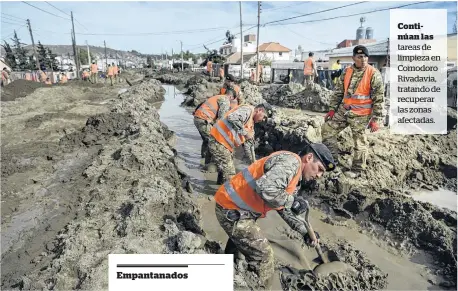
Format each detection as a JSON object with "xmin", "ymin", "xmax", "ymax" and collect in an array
[{"xmin": 313, "ymin": 261, "xmax": 357, "ymax": 276}]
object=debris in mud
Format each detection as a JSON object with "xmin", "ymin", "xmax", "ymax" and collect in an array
[
  {"xmin": 124, "ymin": 78, "xmax": 166, "ymax": 103},
  {"xmin": 239, "ymin": 81, "xmax": 266, "ymax": 106},
  {"xmin": 1, "ymin": 79, "xmax": 47, "ymax": 101},
  {"xmin": 153, "ymin": 74, "xmax": 187, "ymax": 85},
  {"xmin": 181, "ymin": 74, "xmax": 221, "ymax": 107},
  {"xmin": 261, "ymin": 82, "xmax": 332, "ymax": 112},
  {"xmin": 279, "ymin": 240, "xmax": 388, "ymax": 291}
]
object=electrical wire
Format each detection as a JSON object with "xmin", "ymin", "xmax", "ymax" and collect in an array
[
  {"xmin": 73, "ymin": 26, "xmax": 233, "ymax": 36},
  {"xmin": 21, "ymin": 1, "xmax": 70, "ymax": 20},
  {"xmin": 45, "ymin": 2, "xmax": 89, "ymax": 32},
  {"xmin": 262, "ymin": 1, "xmax": 309, "ymax": 12},
  {"xmin": 1, "ymin": 12, "xmax": 26, "ymax": 21},
  {"xmin": 284, "ymin": 26, "xmax": 336, "ymax": 46},
  {"xmin": 1, "ymin": 20, "xmax": 24, "ymax": 26},
  {"xmin": 1, "ymin": 15, "xmax": 25, "ymax": 24}
]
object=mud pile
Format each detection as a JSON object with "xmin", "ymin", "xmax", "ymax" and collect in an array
[
  {"xmin": 126, "ymin": 78, "xmax": 166, "ymax": 103},
  {"xmin": 153, "ymin": 73, "xmax": 188, "ymax": 85},
  {"xmin": 239, "ymin": 81, "xmax": 266, "ymax": 105},
  {"xmin": 181, "ymin": 74, "xmax": 221, "ymax": 107},
  {"xmin": 280, "ymin": 240, "xmax": 388, "ymax": 290},
  {"xmin": 17, "ymin": 81, "xmax": 222, "ymax": 290},
  {"xmin": 255, "ymin": 109, "xmax": 457, "ymax": 286},
  {"xmin": 1, "ymin": 79, "xmax": 47, "ymax": 101},
  {"xmin": 262, "ymin": 83, "xmax": 332, "ymax": 112}
]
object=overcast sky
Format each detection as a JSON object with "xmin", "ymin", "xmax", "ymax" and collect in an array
[{"xmin": 1, "ymin": 1, "xmax": 457, "ymax": 55}]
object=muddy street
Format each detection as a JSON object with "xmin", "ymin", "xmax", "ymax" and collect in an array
[{"xmin": 157, "ymin": 85, "xmax": 453, "ymax": 290}]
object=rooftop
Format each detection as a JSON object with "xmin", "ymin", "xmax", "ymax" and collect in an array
[
  {"xmin": 326, "ymin": 39, "xmax": 389, "ymax": 57},
  {"xmin": 258, "ymin": 42, "xmax": 291, "ymax": 53},
  {"xmin": 225, "ymin": 52, "xmax": 257, "ymax": 64}
]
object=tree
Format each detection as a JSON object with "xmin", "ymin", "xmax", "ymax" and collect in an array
[
  {"xmin": 78, "ymin": 49, "xmax": 96, "ymax": 65},
  {"xmin": 37, "ymin": 41, "xmax": 48, "ymax": 70},
  {"xmin": 1, "ymin": 41, "xmax": 17, "ymax": 69},
  {"xmin": 46, "ymin": 47, "xmax": 59, "ymax": 71},
  {"xmin": 12, "ymin": 31, "xmax": 30, "ymax": 70}
]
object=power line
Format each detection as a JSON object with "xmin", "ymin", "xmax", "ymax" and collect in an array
[
  {"xmin": 73, "ymin": 26, "xmax": 233, "ymax": 36},
  {"xmin": 189, "ymin": 24, "xmax": 258, "ymax": 52},
  {"xmin": 21, "ymin": 1, "xmax": 70, "ymax": 20},
  {"xmin": 263, "ymin": 1, "xmax": 309, "ymax": 12},
  {"xmin": 1, "ymin": 24, "xmax": 27, "ymax": 42},
  {"xmin": 264, "ymin": 1, "xmax": 368, "ymax": 26},
  {"xmin": 1, "ymin": 20, "xmax": 24, "ymax": 26},
  {"xmin": 1, "ymin": 12, "xmax": 26, "ymax": 21},
  {"xmin": 1, "ymin": 15, "xmax": 25, "ymax": 24},
  {"xmin": 269, "ymin": 1, "xmax": 432, "ymax": 26},
  {"xmin": 45, "ymin": 1, "xmax": 71, "ymax": 16},
  {"xmin": 284, "ymin": 26, "xmax": 336, "ymax": 46}
]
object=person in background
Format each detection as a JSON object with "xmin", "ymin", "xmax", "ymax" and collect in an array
[
  {"xmin": 207, "ymin": 60, "xmax": 213, "ymax": 77},
  {"xmin": 90, "ymin": 61, "xmax": 98, "ymax": 83},
  {"xmin": 331, "ymin": 60, "xmax": 342, "ymax": 85},
  {"xmin": 45, "ymin": 77, "xmax": 52, "ymax": 85},
  {"xmin": 59, "ymin": 72, "xmax": 68, "ymax": 84},
  {"xmin": 1, "ymin": 67, "xmax": 11, "ymax": 87},
  {"xmin": 106, "ymin": 64, "xmax": 114, "ymax": 86},
  {"xmin": 112, "ymin": 62, "xmax": 119, "ymax": 84},
  {"xmin": 303, "ymin": 52, "xmax": 317, "ymax": 88},
  {"xmin": 219, "ymin": 66, "xmax": 225, "ymax": 81}
]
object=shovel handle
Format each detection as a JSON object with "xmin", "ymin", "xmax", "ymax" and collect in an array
[{"xmin": 301, "ymin": 207, "xmax": 330, "ymax": 264}]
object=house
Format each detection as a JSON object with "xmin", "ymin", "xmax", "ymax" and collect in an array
[
  {"xmin": 224, "ymin": 52, "xmax": 257, "ymax": 65},
  {"xmin": 257, "ymin": 42, "xmax": 291, "ymax": 62},
  {"xmin": 219, "ymin": 34, "xmax": 257, "ymax": 57},
  {"xmin": 326, "ymin": 39, "xmax": 389, "ymax": 69}
]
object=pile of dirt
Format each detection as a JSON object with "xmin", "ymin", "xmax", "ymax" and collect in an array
[
  {"xmin": 153, "ymin": 73, "xmax": 189, "ymax": 85},
  {"xmin": 239, "ymin": 81, "xmax": 266, "ymax": 105},
  {"xmin": 125, "ymin": 78, "xmax": 166, "ymax": 103},
  {"xmin": 181, "ymin": 74, "xmax": 221, "ymax": 107},
  {"xmin": 255, "ymin": 108, "xmax": 457, "ymax": 287},
  {"xmin": 19, "ymin": 77, "xmax": 222, "ymax": 290},
  {"xmin": 1, "ymin": 79, "xmax": 47, "ymax": 101},
  {"xmin": 261, "ymin": 82, "xmax": 332, "ymax": 112},
  {"xmin": 280, "ymin": 240, "xmax": 388, "ymax": 290},
  {"xmin": 60, "ymin": 80, "xmax": 105, "ymax": 88}
]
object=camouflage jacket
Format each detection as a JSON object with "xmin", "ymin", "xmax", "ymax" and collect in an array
[
  {"xmin": 254, "ymin": 152, "xmax": 309, "ymax": 237},
  {"xmin": 226, "ymin": 105, "xmax": 255, "ymax": 162},
  {"xmin": 330, "ymin": 64, "xmax": 385, "ymax": 120},
  {"xmin": 215, "ymin": 95, "xmax": 231, "ymax": 120}
]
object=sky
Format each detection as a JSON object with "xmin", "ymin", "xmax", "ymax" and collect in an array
[{"xmin": 1, "ymin": 1, "xmax": 457, "ymax": 55}]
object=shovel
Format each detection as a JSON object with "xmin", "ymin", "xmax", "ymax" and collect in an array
[{"xmin": 298, "ymin": 201, "xmax": 356, "ymax": 276}]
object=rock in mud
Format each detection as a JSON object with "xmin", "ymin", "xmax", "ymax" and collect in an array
[{"xmin": 261, "ymin": 82, "xmax": 332, "ymax": 112}]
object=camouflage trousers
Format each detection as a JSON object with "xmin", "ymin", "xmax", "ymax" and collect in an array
[
  {"xmin": 321, "ymin": 106, "xmax": 371, "ymax": 172},
  {"xmin": 90, "ymin": 73, "xmax": 97, "ymax": 83},
  {"xmin": 303, "ymin": 75, "xmax": 313, "ymax": 89},
  {"xmin": 208, "ymin": 136, "xmax": 236, "ymax": 182},
  {"xmin": 194, "ymin": 117, "xmax": 212, "ymax": 165},
  {"xmin": 215, "ymin": 204, "xmax": 274, "ymax": 290}
]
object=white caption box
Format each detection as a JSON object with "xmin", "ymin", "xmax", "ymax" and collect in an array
[
  {"xmin": 109, "ymin": 254, "xmax": 234, "ymax": 291},
  {"xmin": 389, "ymin": 9, "xmax": 448, "ymax": 134}
]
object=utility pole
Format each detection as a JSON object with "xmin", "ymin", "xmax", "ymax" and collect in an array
[
  {"xmin": 26, "ymin": 19, "xmax": 40, "ymax": 70},
  {"xmin": 115, "ymin": 50, "xmax": 118, "ymax": 65},
  {"xmin": 239, "ymin": 1, "xmax": 243, "ymax": 79},
  {"xmin": 70, "ymin": 12, "xmax": 80, "ymax": 77},
  {"xmin": 86, "ymin": 41, "xmax": 91, "ymax": 65},
  {"xmin": 255, "ymin": 1, "xmax": 261, "ymax": 84},
  {"xmin": 104, "ymin": 40, "xmax": 107, "ymax": 72},
  {"xmin": 180, "ymin": 41, "xmax": 184, "ymax": 71}
]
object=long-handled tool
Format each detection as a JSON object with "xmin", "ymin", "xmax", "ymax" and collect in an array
[{"xmin": 298, "ymin": 201, "xmax": 356, "ymax": 276}]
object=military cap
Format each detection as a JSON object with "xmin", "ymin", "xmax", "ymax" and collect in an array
[
  {"xmin": 226, "ymin": 74, "xmax": 236, "ymax": 82},
  {"xmin": 259, "ymin": 102, "xmax": 274, "ymax": 118},
  {"xmin": 299, "ymin": 143, "xmax": 336, "ymax": 171},
  {"xmin": 353, "ymin": 45, "xmax": 369, "ymax": 57}
]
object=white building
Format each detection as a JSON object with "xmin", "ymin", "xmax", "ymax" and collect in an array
[
  {"xmin": 257, "ymin": 42, "xmax": 291, "ymax": 62},
  {"xmin": 220, "ymin": 35, "xmax": 257, "ymax": 56}
]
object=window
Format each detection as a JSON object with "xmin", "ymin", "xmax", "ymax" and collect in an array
[{"xmin": 279, "ymin": 52, "xmax": 283, "ymax": 56}]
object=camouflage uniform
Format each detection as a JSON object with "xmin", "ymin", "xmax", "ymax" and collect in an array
[
  {"xmin": 194, "ymin": 96, "xmax": 231, "ymax": 164},
  {"xmin": 321, "ymin": 64, "xmax": 384, "ymax": 172},
  {"xmin": 208, "ymin": 105, "xmax": 256, "ymax": 182},
  {"xmin": 215, "ymin": 152, "xmax": 310, "ymax": 290}
]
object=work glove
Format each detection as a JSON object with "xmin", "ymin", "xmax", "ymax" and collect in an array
[
  {"xmin": 368, "ymin": 118, "xmax": 379, "ymax": 132},
  {"xmin": 291, "ymin": 196, "xmax": 309, "ymax": 216},
  {"xmin": 304, "ymin": 231, "xmax": 320, "ymax": 247},
  {"xmin": 324, "ymin": 110, "xmax": 335, "ymax": 121}
]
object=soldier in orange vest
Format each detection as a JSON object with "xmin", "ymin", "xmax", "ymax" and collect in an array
[
  {"xmin": 90, "ymin": 61, "xmax": 98, "ymax": 83},
  {"xmin": 193, "ymin": 87, "xmax": 240, "ymax": 170},
  {"xmin": 219, "ymin": 66, "xmax": 224, "ymax": 81},
  {"xmin": 1, "ymin": 67, "xmax": 10, "ymax": 87},
  {"xmin": 59, "ymin": 73, "xmax": 68, "ymax": 84},
  {"xmin": 322, "ymin": 45, "xmax": 384, "ymax": 178},
  {"xmin": 106, "ymin": 64, "xmax": 114, "ymax": 86},
  {"xmin": 303, "ymin": 52, "xmax": 317, "ymax": 88},
  {"xmin": 220, "ymin": 74, "xmax": 236, "ymax": 95},
  {"xmin": 45, "ymin": 78, "xmax": 52, "ymax": 85},
  {"xmin": 208, "ymin": 102, "xmax": 274, "ymax": 184},
  {"xmin": 112, "ymin": 62, "xmax": 118, "ymax": 84},
  {"xmin": 214, "ymin": 143, "xmax": 336, "ymax": 290},
  {"xmin": 207, "ymin": 60, "xmax": 213, "ymax": 77}
]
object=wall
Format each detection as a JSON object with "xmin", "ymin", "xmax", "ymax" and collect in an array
[
  {"xmin": 260, "ymin": 52, "xmax": 290, "ymax": 61},
  {"xmin": 328, "ymin": 55, "xmax": 386, "ymax": 69}
]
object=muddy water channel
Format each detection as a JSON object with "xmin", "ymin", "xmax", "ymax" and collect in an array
[{"xmin": 158, "ymin": 85, "xmax": 449, "ymax": 290}]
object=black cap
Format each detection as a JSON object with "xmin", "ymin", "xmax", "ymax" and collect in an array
[
  {"xmin": 226, "ymin": 74, "xmax": 236, "ymax": 82},
  {"xmin": 299, "ymin": 143, "xmax": 336, "ymax": 171},
  {"xmin": 353, "ymin": 45, "xmax": 369, "ymax": 57},
  {"xmin": 258, "ymin": 102, "xmax": 273, "ymax": 118}
]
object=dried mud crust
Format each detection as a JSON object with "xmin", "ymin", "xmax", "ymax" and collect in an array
[
  {"xmin": 279, "ymin": 240, "xmax": 388, "ymax": 291},
  {"xmin": 17, "ymin": 80, "xmax": 221, "ymax": 290},
  {"xmin": 1, "ymin": 79, "xmax": 48, "ymax": 101},
  {"xmin": 255, "ymin": 109, "xmax": 457, "ymax": 287}
]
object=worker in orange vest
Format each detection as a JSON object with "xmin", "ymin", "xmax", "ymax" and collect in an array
[
  {"xmin": 90, "ymin": 61, "xmax": 98, "ymax": 83},
  {"xmin": 59, "ymin": 73, "xmax": 68, "ymax": 84},
  {"xmin": 207, "ymin": 60, "xmax": 213, "ymax": 77},
  {"xmin": 193, "ymin": 87, "xmax": 240, "ymax": 171},
  {"xmin": 214, "ymin": 143, "xmax": 335, "ymax": 290},
  {"xmin": 1, "ymin": 67, "xmax": 10, "ymax": 87},
  {"xmin": 106, "ymin": 64, "xmax": 114, "ymax": 86},
  {"xmin": 322, "ymin": 45, "xmax": 384, "ymax": 178},
  {"xmin": 45, "ymin": 77, "xmax": 52, "ymax": 85},
  {"xmin": 112, "ymin": 62, "xmax": 118, "ymax": 84},
  {"xmin": 208, "ymin": 102, "xmax": 274, "ymax": 184},
  {"xmin": 220, "ymin": 74, "xmax": 236, "ymax": 95},
  {"xmin": 303, "ymin": 52, "xmax": 317, "ymax": 88},
  {"xmin": 219, "ymin": 66, "xmax": 224, "ymax": 81},
  {"xmin": 38, "ymin": 70, "xmax": 47, "ymax": 83}
]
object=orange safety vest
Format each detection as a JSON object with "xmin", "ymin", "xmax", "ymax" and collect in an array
[
  {"xmin": 304, "ymin": 57, "xmax": 313, "ymax": 75},
  {"xmin": 107, "ymin": 67, "xmax": 114, "ymax": 76},
  {"xmin": 40, "ymin": 72, "xmax": 47, "ymax": 81},
  {"xmin": 210, "ymin": 104, "xmax": 254, "ymax": 153},
  {"xmin": 60, "ymin": 76, "xmax": 68, "ymax": 83},
  {"xmin": 113, "ymin": 66, "xmax": 118, "ymax": 75},
  {"xmin": 25, "ymin": 73, "xmax": 32, "ymax": 81},
  {"xmin": 45, "ymin": 80, "xmax": 52, "ymax": 85},
  {"xmin": 207, "ymin": 61, "xmax": 212, "ymax": 72},
  {"xmin": 194, "ymin": 95, "xmax": 227, "ymax": 122},
  {"xmin": 342, "ymin": 65, "xmax": 375, "ymax": 116},
  {"xmin": 214, "ymin": 151, "xmax": 302, "ymax": 217},
  {"xmin": 91, "ymin": 64, "xmax": 98, "ymax": 73}
]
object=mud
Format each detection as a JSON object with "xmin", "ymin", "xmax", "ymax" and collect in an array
[
  {"xmin": 124, "ymin": 78, "xmax": 166, "ymax": 103},
  {"xmin": 1, "ymin": 79, "xmax": 48, "ymax": 101},
  {"xmin": 261, "ymin": 82, "xmax": 332, "ymax": 112}
]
